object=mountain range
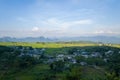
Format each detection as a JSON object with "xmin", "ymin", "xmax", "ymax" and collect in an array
[{"xmin": 0, "ymin": 36, "xmax": 120, "ymax": 44}]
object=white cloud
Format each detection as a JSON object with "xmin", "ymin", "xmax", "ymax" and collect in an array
[
  {"xmin": 94, "ymin": 30, "xmax": 120, "ymax": 35},
  {"xmin": 94, "ymin": 30, "xmax": 105, "ymax": 34},
  {"xmin": 72, "ymin": 19, "xmax": 92, "ymax": 24},
  {"xmin": 32, "ymin": 27, "xmax": 39, "ymax": 32},
  {"xmin": 34, "ymin": 18, "xmax": 94, "ymax": 36},
  {"xmin": 42, "ymin": 18, "xmax": 93, "ymax": 29},
  {"xmin": 60, "ymin": 19, "xmax": 93, "ymax": 30}
]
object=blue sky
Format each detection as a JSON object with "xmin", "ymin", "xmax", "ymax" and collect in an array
[{"xmin": 0, "ymin": 0, "xmax": 120, "ymax": 38}]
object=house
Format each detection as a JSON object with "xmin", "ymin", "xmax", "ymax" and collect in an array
[
  {"xmin": 81, "ymin": 51, "xmax": 89, "ymax": 58},
  {"xmin": 98, "ymin": 43, "xmax": 103, "ymax": 46},
  {"xmin": 72, "ymin": 49, "xmax": 81, "ymax": 56},
  {"xmin": 47, "ymin": 58, "xmax": 56, "ymax": 64},
  {"xmin": 18, "ymin": 47, "xmax": 45, "ymax": 59},
  {"xmin": 81, "ymin": 51, "xmax": 88, "ymax": 55},
  {"xmin": 105, "ymin": 50, "xmax": 114, "ymax": 56},
  {"xmin": 90, "ymin": 52, "xmax": 101, "ymax": 57},
  {"xmin": 119, "ymin": 51, "xmax": 120, "ymax": 54},
  {"xmin": 70, "ymin": 59, "xmax": 76, "ymax": 64},
  {"xmin": 65, "ymin": 55, "xmax": 74, "ymax": 59},
  {"xmin": 73, "ymin": 52, "xmax": 79, "ymax": 56},
  {"xmin": 103, "ymin": 58, "xmax": 107, "ymax": 62},
  {"xmin": 56, "ymin": 54, "xmax": 64, "ymax": 61},
  {"xmin": 80, "ymin": 62, "xmax": 87, "ymax": 66}
]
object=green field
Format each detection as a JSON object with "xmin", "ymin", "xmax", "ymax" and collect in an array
[
  {"xmin": 0, "ymin": 42, "xmax": 99, "ymax": 48},
  {"xmin": 0, "ymin": 42, "xmax": 120, "ymax": 48}
]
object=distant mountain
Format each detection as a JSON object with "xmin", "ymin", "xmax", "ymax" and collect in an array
[
  {"xmin": 58, "ymin": 36, "xmax": 120, "ymax": 44},
  {"xmin": 0, "ymin": 36, "xmax": 120, "ymax": 43},
  {"xmin": 0, "ymin": 36, "xmax": 55, "ymax": 42}
]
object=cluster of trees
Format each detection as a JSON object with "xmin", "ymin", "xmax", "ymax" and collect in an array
[
  {"xmin": 50, "ymin": 60, "xmax": 65, "ymax": 72},
  {"xmin": 0, "ymin": 46, "xmax": 37, "ymax": 74},
  {"xmin": 107, "ymin": 52, "xmax": 120, "ymax": 77}
]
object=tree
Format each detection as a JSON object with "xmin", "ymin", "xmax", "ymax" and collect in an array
[
  {"xmin": 65, "ymin": 66, "xmax": 82, "ymax": 80},
  {"xmin": 107, "ymin": 53, "xmax": 120, "ymax": 76},
  {"xmin": 50, "ymin": 60, "xmax": 65, "ymax": 72},
  {"xmin": 17, "ymin": 55, "xmax": 37, "ymax": 68},
  {"xmin": 86, "ymin": 57, "xmax": 105, "ymax": 66},
  {"xmin": 105, "ymin": 72, "xmax": 120, "ymax": 80},
  {"xmin": 75, "ymin": 56, "xmax": 86, "ymax": 63}
]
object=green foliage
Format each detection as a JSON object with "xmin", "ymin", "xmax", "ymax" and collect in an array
[
  {"xmin": 105, "ymin": 72, "xmax": 120, "ymax": 80},
  {"xmin": 50, "ymin": 60, "xmax": 65, "ymax": 72},
  {"xmin": 107, "ymin": 52, "xmax": 120, "ymax": 76},
  {"xmin": 65, "ymin": 66, "xmax": 82, "ymax": 80},
  {"xmin": 86, "ymin": 57, "xmax": 105, "ymax": 66},
  {"xmin": 16, "ymin": 55, "xmax": 37, "ymax": 68},
  {"xmin": 0, "ymin": 43, "xmax": 120, "ymax": 80},
  {"xmin": 0, "ymin": 46, "xmax": 38, "ymax": 80},
  {"xmin": 75, "ymin": 56, "xmax": 86, "ymax": 63}
]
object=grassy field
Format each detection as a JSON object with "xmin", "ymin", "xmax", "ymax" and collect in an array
[
  {"xmin": 0, "ymin": 42, "xmax": 99, "ymax": 48},
  {"xmin": 0, "ymin": 42, "xmax": 120, "ymax": 48}
]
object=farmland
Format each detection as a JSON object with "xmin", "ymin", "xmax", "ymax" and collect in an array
[
  {"xmin": 0, "ymin": 42, "xmax": 99, "ymax": 48},
  {"xmin": 0, "ymin": 42, "xmax": 120, "ymax": 48}
]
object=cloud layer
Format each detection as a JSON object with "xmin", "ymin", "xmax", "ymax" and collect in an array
[{"xmin": 0, "ymin": 0, "xmax": 120, "ymax": 37}]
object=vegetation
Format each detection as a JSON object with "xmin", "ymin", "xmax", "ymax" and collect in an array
[
  {"xmin": 0, "ymin": 42, "xmax": 100, "ymax": 48},
  {"xmin": 0, "ymin": 42, "xmax": 120, "ymax": 80}
]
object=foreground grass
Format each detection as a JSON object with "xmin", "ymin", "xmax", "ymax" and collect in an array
[
  {"xmin": 1, "ymin": 64, "xmax": 106, "ymax": 80},
  {"xmin": 1, "ymin": 64, "xmax": 50, "ymax": 80}
]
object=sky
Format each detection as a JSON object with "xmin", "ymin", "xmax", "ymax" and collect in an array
[{"xmin": 0, "ymin": 0, "xmax": 120, "ymax": 38}]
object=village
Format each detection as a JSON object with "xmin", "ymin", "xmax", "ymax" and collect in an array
[{"xmin": 10, "ymin": 46, "xmax": 120, "ymax": 67}]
